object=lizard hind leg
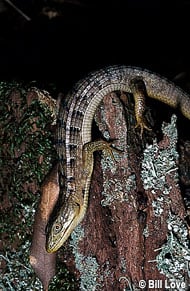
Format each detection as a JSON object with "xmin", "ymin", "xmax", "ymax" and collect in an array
[{"xmin": 129, "ymin": 78, "xmax": 152, "ymax": 137}]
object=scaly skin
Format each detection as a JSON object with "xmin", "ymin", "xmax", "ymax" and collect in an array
[{"xmin": 46, "ymin": 65, "xmax": 190, "ymax": 253}]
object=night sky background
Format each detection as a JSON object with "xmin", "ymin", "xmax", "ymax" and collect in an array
[{"xmin": 0, "ymin": 0, "xmax": 190, "ymax": 92}]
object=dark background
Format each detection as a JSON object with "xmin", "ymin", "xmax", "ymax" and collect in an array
[{"xmin": 0, "ymin": 0, "xmax": 190, "ymax": 91}]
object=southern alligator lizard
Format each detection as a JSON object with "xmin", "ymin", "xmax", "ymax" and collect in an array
[{"xmin": 46, "ymin": 65, "xmax": 190, "ymax": 253}]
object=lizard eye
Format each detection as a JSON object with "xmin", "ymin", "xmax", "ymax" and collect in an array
[{"xmin": 54, "ymin": 223, "xmax": 62, "ymax": 233}]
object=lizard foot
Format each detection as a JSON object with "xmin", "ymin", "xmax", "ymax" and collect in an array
[{"xmin": 135, "ymin": 116, "xmax": 152, "ymax": 138}]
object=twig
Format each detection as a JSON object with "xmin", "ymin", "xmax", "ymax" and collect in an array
[{"xmin": 4, "ymin": 0, "xmax": 31, "ymax": 21}]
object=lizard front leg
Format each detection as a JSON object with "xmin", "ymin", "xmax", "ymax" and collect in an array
[{"xmin": 82, "ymin": 140, "xmax": 121, "ymax": 177}]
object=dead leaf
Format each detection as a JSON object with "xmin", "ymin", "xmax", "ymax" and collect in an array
[{"xmin": 30, "ymin": 163, "xmax": 60, "ymax": 290}]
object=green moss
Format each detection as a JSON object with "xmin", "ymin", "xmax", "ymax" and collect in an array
[
  {"xmin": 0, "ymin": 82, "xmax": 55, "ymax": 242},
  {"xmin": 48, "ymin": 263, "xmax": 77, "ymax": 291},
  {"xmin": 0, "ymin": 82, "xmax": 75, "ymax": 290}
]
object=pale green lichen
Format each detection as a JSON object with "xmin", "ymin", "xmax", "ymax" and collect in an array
[
  {"xmin": 156, "ymin": 213, "xmax": 190, "ymax": 290},
  {"xmin": 70, "ymin": 225, "xmax": 85, "ymax": 246},
  {"xmin": 102, "ymin": 260, "xmax": 111, "ymax": 279},
  {"xmin": 141, "ymin": 115, "xmax": 179, "ymax": 192},
  {"xmin": 70, "ymin": 225, "xmax": 102, "ymax": 290},
  {"xmin": 101, "ymin": 149, "xmax": 118, "ymax": 174},
  {"xmin": 151, "ymin": 195, "xmax": 171, "ymax": 217},
  {"xmin": 101, "ymin": 174, "xmax": 136, "ymax": 207},
  {"xmin": 141, "ymin": 115, "xmax": 190, "ymax": 289},
  {"xmin": 141, "ymin": 115, "xmax": 179, "ymax": 216},
  {"xmin": 143, "ymin": 226, "xmax": 149, "ymax": 238},
  {"xmin": 118, "ymin": 276, "xmax": 133, "ymax": 291},
  {"xmin": 100, "ymin": 143, "xmax": 137, "ymax": 207},
  {"xmin": 120, "ymin": 257, "xmax": 127, "ymax": 274}
]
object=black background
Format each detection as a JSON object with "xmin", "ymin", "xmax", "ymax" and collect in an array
[{"xmin": 0, "ymin": 0, "xmax": 190, "ymax": 91}]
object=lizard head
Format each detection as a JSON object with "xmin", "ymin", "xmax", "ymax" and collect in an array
[{"xmin": 46, "ymin": 200, "xmax": 82, "ymax": 253}]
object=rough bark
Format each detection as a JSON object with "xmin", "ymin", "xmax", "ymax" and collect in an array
[{"xmin": 61, "ymin": 92, "xmax": 190, "ymax": 291}]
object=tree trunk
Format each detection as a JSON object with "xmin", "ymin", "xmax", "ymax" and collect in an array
[{"xmin": 61, "ymin": 92, "xmax": 190, "ymax": 291}]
